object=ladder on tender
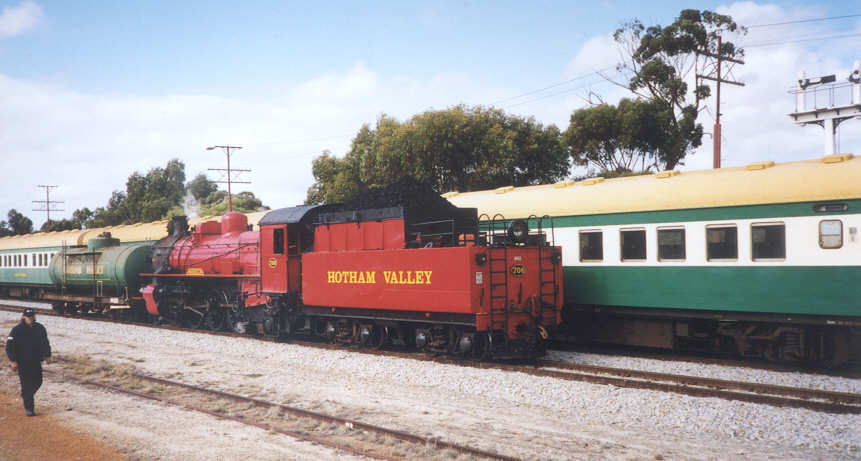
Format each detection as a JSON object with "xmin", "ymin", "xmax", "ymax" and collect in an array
[{"xmin": 487, "ymin": 245, "xmax": 509, "ymax": 338}]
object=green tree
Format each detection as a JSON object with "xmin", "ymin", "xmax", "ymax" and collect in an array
[
  {"xmin": 0, "ymin": 209, "xmax": 34, "ymax": 236},
  {"xmin": 613, "ymin": 9, "xmax": 745, "ymax": 169},
  {"xmin": 199, "ymin": 191, "xmax": 266, "ymax": 216},
  {"xmin": 71, "ymin": 208, "xmax": 95, "ymax": 229},
  {"xmin": 40, "ymin": 219, "xmax": 79, "ymax": 232},
  {"xmin": 187, "ymin": 174, "xmax": 219, "ymax": 202},
  {"xmin": 306, "ymin": 105, "xmax": 570, "ymax": 204},
  {"xmin": 89, "ymin": 159, "xmax": 187, "ymax": 226},
  {"xmin": 563, "ymin": 98, "xmax": 675, "ymax": 173}
]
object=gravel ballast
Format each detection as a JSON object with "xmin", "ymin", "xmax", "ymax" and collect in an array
[{"xmin": 3, "ymin": 310, "xmax": 859, "ymax": 460}]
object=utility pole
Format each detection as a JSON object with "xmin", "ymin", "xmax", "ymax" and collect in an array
[
  {"xmin": 696, "ymin": 35, "xmax": 745, "ymax": 168},
  {"xmin": 206, "ymin": 145, "xmax": 250, "ymax": 212},
  {"xmin": 32, "ymin": 185, "xmax": 64, "ymax": 225}
]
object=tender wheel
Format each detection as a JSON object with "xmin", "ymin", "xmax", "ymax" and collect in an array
[
  {"xmin": 51, "ymin": 302, "xmax": 65, "ymax": 315},
  {"xmin": 359, "ymin": 324, "xmax": 384, "ymax": 349},
  {"xmin": 374, "ymin": 326, "xmax": 389, "ymax": 349},
  {"xmin": 472, "ymin": 332, "xmax": 492, "ymax": 360},
  {"xmin": 277, "ymin": 315, "xmax": 293, "ymax": 341},
  {"xmin": 262, "ymin": 314, "xmax": 280, "ymax": 337}
]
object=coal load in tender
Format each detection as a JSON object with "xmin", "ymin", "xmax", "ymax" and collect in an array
[{"xmin": 345, "ymin": 178, "xmax": 457, "ymax": 211}]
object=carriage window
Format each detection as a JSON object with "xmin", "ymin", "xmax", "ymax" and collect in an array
[
  {"xmin": 752, "ymin": 224, "xmax": 785, "ymax": 260},
  {"xmin": 273, "ymin": 228, "xmax": 285, "ymax": 255},
  {"xmin": 707, "ymin": 226, "xmax": 737, "ymax": 260},
  {"xmin": 620, "ymin": 229, "xmax": 646, "ymax": 261},
  {"xmin": 658, "ymin": 228, "xmax": 685, "ymax": 260},
  {"xmin": 579, "ymin": 231, "xmax": 603, "ymax": 261},
  {"xmin": 819, "ymin": 220, "xmax": 842, "ymax": 249}
]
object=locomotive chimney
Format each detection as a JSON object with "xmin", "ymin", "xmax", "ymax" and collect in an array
[{"xmin": 168, "ymin": 215, "xmax": 189, "ymax": 237}]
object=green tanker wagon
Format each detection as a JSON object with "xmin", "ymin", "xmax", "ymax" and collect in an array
[{"xmin": 47, "ymin": 233, "xmax": 152, "ymax": 316}]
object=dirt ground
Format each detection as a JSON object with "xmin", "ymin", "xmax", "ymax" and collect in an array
[{"xmin": 0, "ymin": 387, "xmax": 123, "ymax": 461}]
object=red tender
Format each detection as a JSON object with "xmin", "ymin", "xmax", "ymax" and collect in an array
[{"xmin": 302, "ymin": 245, "xmax": 562, "ymax": 336}]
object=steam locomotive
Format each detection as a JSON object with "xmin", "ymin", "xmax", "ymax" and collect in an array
[{"xmin": 140, "ymin": 203, "xmax": 563, "ymax": 358}]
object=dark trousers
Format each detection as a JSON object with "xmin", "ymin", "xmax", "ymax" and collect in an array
[{"xmin": 18, "ymin": 365, "xmax": 43, "ymax": 411}]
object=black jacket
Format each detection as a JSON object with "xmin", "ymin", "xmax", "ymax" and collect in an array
[{"xmin": 6, "ymin": 321, "xmax": 51, "ymax": 365}]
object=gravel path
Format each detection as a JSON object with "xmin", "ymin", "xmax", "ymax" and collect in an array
[{"xmin": 3, "ymin": 310, "xmax": 859, "ymax": 460}]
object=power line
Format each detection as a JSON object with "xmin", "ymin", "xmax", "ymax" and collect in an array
[
  {"xmin": 490, "ymin": 66, "xmax": 617, "ymax": 106},
  {"xmin": 747, "ymin": 13, "xmax": 861, "ymax": 28},
  {"xmin": 503, "ymin": 69, "xmax": 632, "ymax": 109},
  {"xmin": 745, "ymin": 32, "xmax": 861, "ymax": 48}
]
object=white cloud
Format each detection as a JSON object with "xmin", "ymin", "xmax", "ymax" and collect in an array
[
  {"xmin": 564, "ymin": 34, "xmax": 621, "ymax": 78},
  {"xmin": 0, "ymin": 1, "xmax": 41, "ymax": 38},
  {"xmin": 553, "ymin": 2, "xmax": 861, "ymax": 172},
  {"xmin": 0, "ymin": 64, "xmax": 507, "ymax": 225}
]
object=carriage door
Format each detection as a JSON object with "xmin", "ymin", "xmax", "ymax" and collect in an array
[{"xmin": 261, "ymin": 224, "xmax": 288, "ymax": 293}]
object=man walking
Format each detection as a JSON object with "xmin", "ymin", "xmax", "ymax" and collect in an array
[{"xmin": 6, "ymin": 308, "xmax": 52, "ymax": 416}]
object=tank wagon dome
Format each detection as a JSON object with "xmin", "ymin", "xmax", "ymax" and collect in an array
[{"xmin": 444, "ymin": 155, "xmax": 861, "ymax": 219}]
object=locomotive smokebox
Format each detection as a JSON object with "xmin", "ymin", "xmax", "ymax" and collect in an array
[{"xmin": 221, "ymin": 211, "xmax": 248, "ymax": 234}]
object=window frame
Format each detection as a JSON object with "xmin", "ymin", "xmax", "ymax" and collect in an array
[
  {"xmin": 705, "ymin": 224, "xmax": 739, "ymax": 262},
  {"xmin": 619, "ymin": 227, "xmax": 647, "ymax": 262},
  {"xmin": 578, "ymin": 230, "xmax": 604, "ymax": 262},
  {"xmin": 272, "ymin": 228, "xmax": 285, "ymax": 255},
  {"xmin": 656, "ymin": 226, "xmax": 686, "ymax": 262},
  {"xmin": 750, "ymin": 222, "xmax": 786, "ymax": 262},
  {"xmin": 818, "ymin": 219, "xmax": 843, "ymax": 249}
]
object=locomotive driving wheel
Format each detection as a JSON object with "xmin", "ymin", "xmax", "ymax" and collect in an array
[
  {"xmin": 226, "ymin": 305, "xmax": 249, "ymax": 334},
  {"xmin": 203, "ymin": 291, "xmax": 228, "ymax": 331},
  {"xmin": 181, "ymin": 305, "xmax": 207, "ymax": 330}
]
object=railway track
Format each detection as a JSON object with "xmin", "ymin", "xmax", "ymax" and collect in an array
[
  {"xmin": 548, "ymin": 341, "xmax": 861, "ymax": 380},
  {"xmin": 4, "ymin": 302, "xmax": 860, "ymax": 415},
  {"xmin": 48, "ymin": 356, "xmax": 515, "ymax": 461}
]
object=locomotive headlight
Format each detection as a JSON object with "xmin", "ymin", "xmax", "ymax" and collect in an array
[
  {"xmin": 475, "ymin": 253, "xmax": 487, "ymax": 265},
  {"xmin": 507, "ymin": 220, "xmax": 529, "ymax": 244}
]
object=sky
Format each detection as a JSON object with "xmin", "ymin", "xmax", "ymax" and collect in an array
[{"xmin": 1, "ymin": 1, "xmax": 860, "ymax": 227}]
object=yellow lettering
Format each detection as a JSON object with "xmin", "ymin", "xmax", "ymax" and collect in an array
[
  {"xmin": 328, "ymin": 271, "xmax": 336, "ymax": 283},
  {"xmin": 406, "ymin": 271, "xmax": 415, "ymax": 284},
  {"xmin": 365, "ymin": 271, "xmax": 375, "ymax": 284},
  {"xmin": 335, "ymin": 272, "xmax": 343, "ymax": 283},
  {"xmin": 349, "ymin": 271, "xmax": 358, "ymax": 283},
  {"xmin": 383, "ymin": 271, "xmax": 393, "ymax": 284},
  {"xmin": 398, "ymin": 271, "xmax": 405, "ymax": 284},
  {"xmin": 423, "ymin": 271, "xmax": 432, "ymax": 284},
  {"xmin": 415, "ymin": 272, "xmax": 424, "ymax": 284},
  {"xmin": 358, "ymin": 271, "xmax": 365, "ymax": 284}
]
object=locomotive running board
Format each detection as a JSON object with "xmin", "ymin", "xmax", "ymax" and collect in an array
[{"xmin": 139, "ymin": 273, "xmax": 261, "ymax": 279}]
